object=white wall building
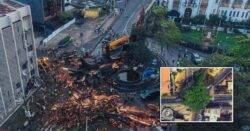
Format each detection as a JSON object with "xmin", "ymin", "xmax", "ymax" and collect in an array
[
  {"xmin": 65, "ymin": 0, "xmax": 71, "ymax": 4},
  {"xmin": 159, "ymin": 0, "xmax": 250, "ymax": 22},
  {"xmin": 0, "ymin": 0, "xmax": 39, "ymax": 126}
]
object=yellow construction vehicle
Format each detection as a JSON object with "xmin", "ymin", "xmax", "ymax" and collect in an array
[
  {"xmin": 108, "ymin": 35, "xmax": 129, "ymax": 50},
  {"xmin": 105, "ymin": 35, "xmax": 129, "ymax": 59}
]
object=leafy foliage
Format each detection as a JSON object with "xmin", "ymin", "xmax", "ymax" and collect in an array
[
  {"xmin": 155, "ymin": 19, "xmax": 181, "ymax": 44},
  {"xmin": 57, "ymin": 11, "xmax": 73, "ymax": 22},
  {"xmin": 191, "ymin": 15, "xmax": 206, "ymax": 25},
  {"xmin": 127, "ymin": 41, "xmax": 154, "ymax": 64},
  {"xmin": 142, "ymin": 5, "xmax": 166, "ymax": 36},
  {"xmin": 140, "ymin": 5, "xmax": 181, "ymax": 54},
  {"xmin": 235, "ymin": 72, "xmax": 250, "ymax": 125},
  {"xmin": 207, "ymin": 14, "xmax": 221, "ymax": 26},
  {"xmin": 167, "ymin": 10, "xmax": 180, "ymax": 17},
  {"xmin": 179, "ymin": 58, "xmax": 196, "ymax": 67},
  {"xmin": 234, "ymin": 36, "xmax": 250, "ymax": 58},
  {"xmin": 181, "ymin": 30, "xmax": 203, "ymax": 45},
  {"xmin": 201, "ymin": 53, "xmax": 236, "ymax": 67},
  {"xmin": 183, "ymin": 73, "xmax": 211, "ymax": 112}
]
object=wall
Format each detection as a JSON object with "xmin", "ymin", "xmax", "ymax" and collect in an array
[
  {"xmin": 43, "ymin": 18, "xmax": 75, "ymax": 44},
  {"xmin": 166, "ymin": 0, "xmax": 250, "ymax": 22}
]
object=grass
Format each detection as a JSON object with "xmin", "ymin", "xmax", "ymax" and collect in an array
[
  {"xmin": 212, "ymin": 32, "xmax": 239, "ymax": 50},
  {"xmin": 213, "ymin": 32, "xmax": 237, "ymax": 45},
  {"xmin": 181, "ymin": 30, "xmax": 240, "ymax": 53},
  {"xmin": 181, "ymin": 30, "xmax": 203, "ymax": 45}
]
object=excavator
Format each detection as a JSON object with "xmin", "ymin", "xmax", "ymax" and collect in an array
[{"xmin": 104, "ymin": 35, "xmax": 129, "ymax": 59}]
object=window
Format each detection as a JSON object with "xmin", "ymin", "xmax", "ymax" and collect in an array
[
  {"xmin": 236, "ymin": 11, "xmax": 240, "ymax": 17},
  {"xmin": 213, "ymin": 9, "xmax": 216, "ymax": 14},
  {"xmin": 224, "ymin": 10, "xmax": 227, "ymax": 15},
  {"xmin": 28, "ymin": 45, "xmax": 33, "ymax": 52},
  {"xmin": 31, "ymin": 69, "xmax": 35, "ymax": 76},
  {"xmin": 24, "ymin": 31, "xmax": 27, "ymax": 40},
  {"xmin": 246, "ymin": 12, "xmax": 249, "ymax": 18},
  {"xmin": 30, "ymin": 58, "xmax": 33, "ymax": 64},
  {"xmin": 221, "ymin": 10, "xmax": 224, "ymax": 15},
  {"xmin": 22, "ymin": 62, "xmax": 28, "ymax": 70},
  {"xmin": 233, "ymin": 11, "xmax": 236, "ymax": 17},
  {"xmin": 242, "ymin": 12, "xmax": 245, "ymax": 17},
  {"xmin": 16, "ymin": 82, "xmax": 21, "ymax": 89},
  {"xmin": 7, "ymin": 91, "xmax": 10, "ymax": 97},
  {"xmin": 229, "ymin": 11, "xmax": 232, "ymax": 16}
]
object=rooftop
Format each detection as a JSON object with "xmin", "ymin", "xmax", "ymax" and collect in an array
[
  {"xmin": 0, "ymin": 0, "xmax": 24, "ymax": 17},
  {"xmin": 71, "ymin": 0, "xmax": 104, "ymax": 8}
]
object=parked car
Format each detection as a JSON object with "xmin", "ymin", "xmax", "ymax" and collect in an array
[{"xmin": 191, "ymin": 53, "xmax": 203, "ymax": 64}]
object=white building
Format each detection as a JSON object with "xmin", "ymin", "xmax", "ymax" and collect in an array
[
  {"xmin": 159, "ymin": 0, "xmax": 250, "ymax": 22},
  {"xmin": 65, "ymin": 0, "xmax": 71, "ymax": 4},
  {"xmin": 0, "ymin": 0, "xmax": 39, "ymax": 126}
]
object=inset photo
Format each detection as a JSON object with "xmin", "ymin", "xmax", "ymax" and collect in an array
[{"xmin": 160, "ymin": 67, "xmax": 233, "ymax": 123}]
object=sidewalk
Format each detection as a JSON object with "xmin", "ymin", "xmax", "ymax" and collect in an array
[{"xmin": 38, "ymin": 16, "xmax": 108, "ymax": 50}]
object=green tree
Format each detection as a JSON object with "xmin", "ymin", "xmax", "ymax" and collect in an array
[
  {"xmin": 128, "ymin": 41, "xmax": 154, "ymax": 64},
  {"xmin": 235, "ymin": 72, "xmax": 250, "ymax": 126},
  {"xmin": 143, "ymin": 5, "xmax": 166, "ymax": 36},
  {"xmin": 155, "ymin": 19, "xmax": 181, "ymax": 54},
  {"xmin": 183, "ymin": 73, "xmax": 211, "ymax": 112},
  {"xmin": 191, "ymin": 15, "xmax": 206, "ymax": 25},
  {"xmin": 58, "ymin": 11, "xmax": 73, "ymax": 22},
  {"xmin": 207, "ymin": 14, "xmax": 221, "ymax": 26},
  {"xmin": 201, "ymin": 53, "xmax": 236, "ymax": 67},
  {"xmin": 142, "ymin": 5, "xmax": 180, "ymax": 54},
  {"xmin": 234, "ymin": 36, "xmax": 250, "ymax": 58},
  {"xmin": 179, "ymin": 58, "xmax": 196, "ymax": 67},
  {"xmin": 167, "ymin": 10, "xmax": 180, "ymax": 18}
]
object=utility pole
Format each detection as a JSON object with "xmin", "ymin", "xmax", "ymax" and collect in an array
[
  {"xmin": 216, "ymin": 0, "xmax": 223, "ymax": 37},
  {"xmin": 79, "ymin": 32, "xmax": 85, "ymax": 57},
  {"xmin": 113, "ymin": 0, "xmax": 116, "ymax": 8},
  {"xmin": 85, "ymin": 117, "xmax": 88, "ymax": 131}
]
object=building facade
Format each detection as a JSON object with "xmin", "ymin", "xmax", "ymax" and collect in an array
[
  {"xmin": 160, "ymin": 0, "xmax": 250, "ymax": 22},
  {"xmin": 0, "ymin": 0, "xmax": 39, "ymax": 125},
  {"xmin": 17, "ymin": 0, "xmax": 64, "ymax": 24}
]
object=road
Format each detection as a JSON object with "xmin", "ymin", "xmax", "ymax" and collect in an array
[
  {"xmin": 213, "ymin": 95, "xmax": 232, "ymax": 102},
  {"xmin": 91, "ymin": 0, "xmax": 155, "ymax": 59},
  {"xmin": 213, "ymin": 68, "xmax": 232, "ymax": 86},
  {"xmin": 145, "ymin": 38, "xmax": 210, "ymax": 66},
  {"xmin": 161, "ymin": 98, "xmax": 183, "ymax": 104},
  {"xmin": 112, "ymin": 0, "xmax": 154, "ymax": 34}
]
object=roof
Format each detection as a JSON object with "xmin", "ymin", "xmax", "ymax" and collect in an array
[
  {"xmin": 0, "ymin": 0, "xmax": 24, "ymax": 17},
  {"xmin": 71, "ymin": 0, "xmax": 104, "ymax": 8}
]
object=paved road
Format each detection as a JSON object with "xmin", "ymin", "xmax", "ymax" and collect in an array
[
  {"xmin": 146, "ymin": 38, "xmax": 210, "ymax": 66},
  {"xmin": 213, "ymin": 95, "xmax": 232, "ymax": 102},
  {"xmin": 213, "ymin": 68, "xmax": 232, "ymax": 86},
  {"xmin": 112, "ymin": 0, "xmax": 153, "ymax": 35},
  {"xmin": 161, "ymin": 98, "xmax": 183, "ymax": 104},
  {"xmin": 91, "ymin": 0, "xmax": 154, "ymax": 59}
]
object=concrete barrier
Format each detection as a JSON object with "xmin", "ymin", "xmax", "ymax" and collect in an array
[{"xmin": 43, "ymin": 18, "xmax": 75, "ymax": 45}]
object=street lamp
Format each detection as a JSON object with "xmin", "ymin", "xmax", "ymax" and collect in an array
[{"xmin": 217, "ymin": 42, "xmax": 220, "ymax": 53}]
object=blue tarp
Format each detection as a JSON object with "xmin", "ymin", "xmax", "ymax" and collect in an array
[{"xmin": 142, "ymin": 68, "xmax": 158, "ymax": 80}]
